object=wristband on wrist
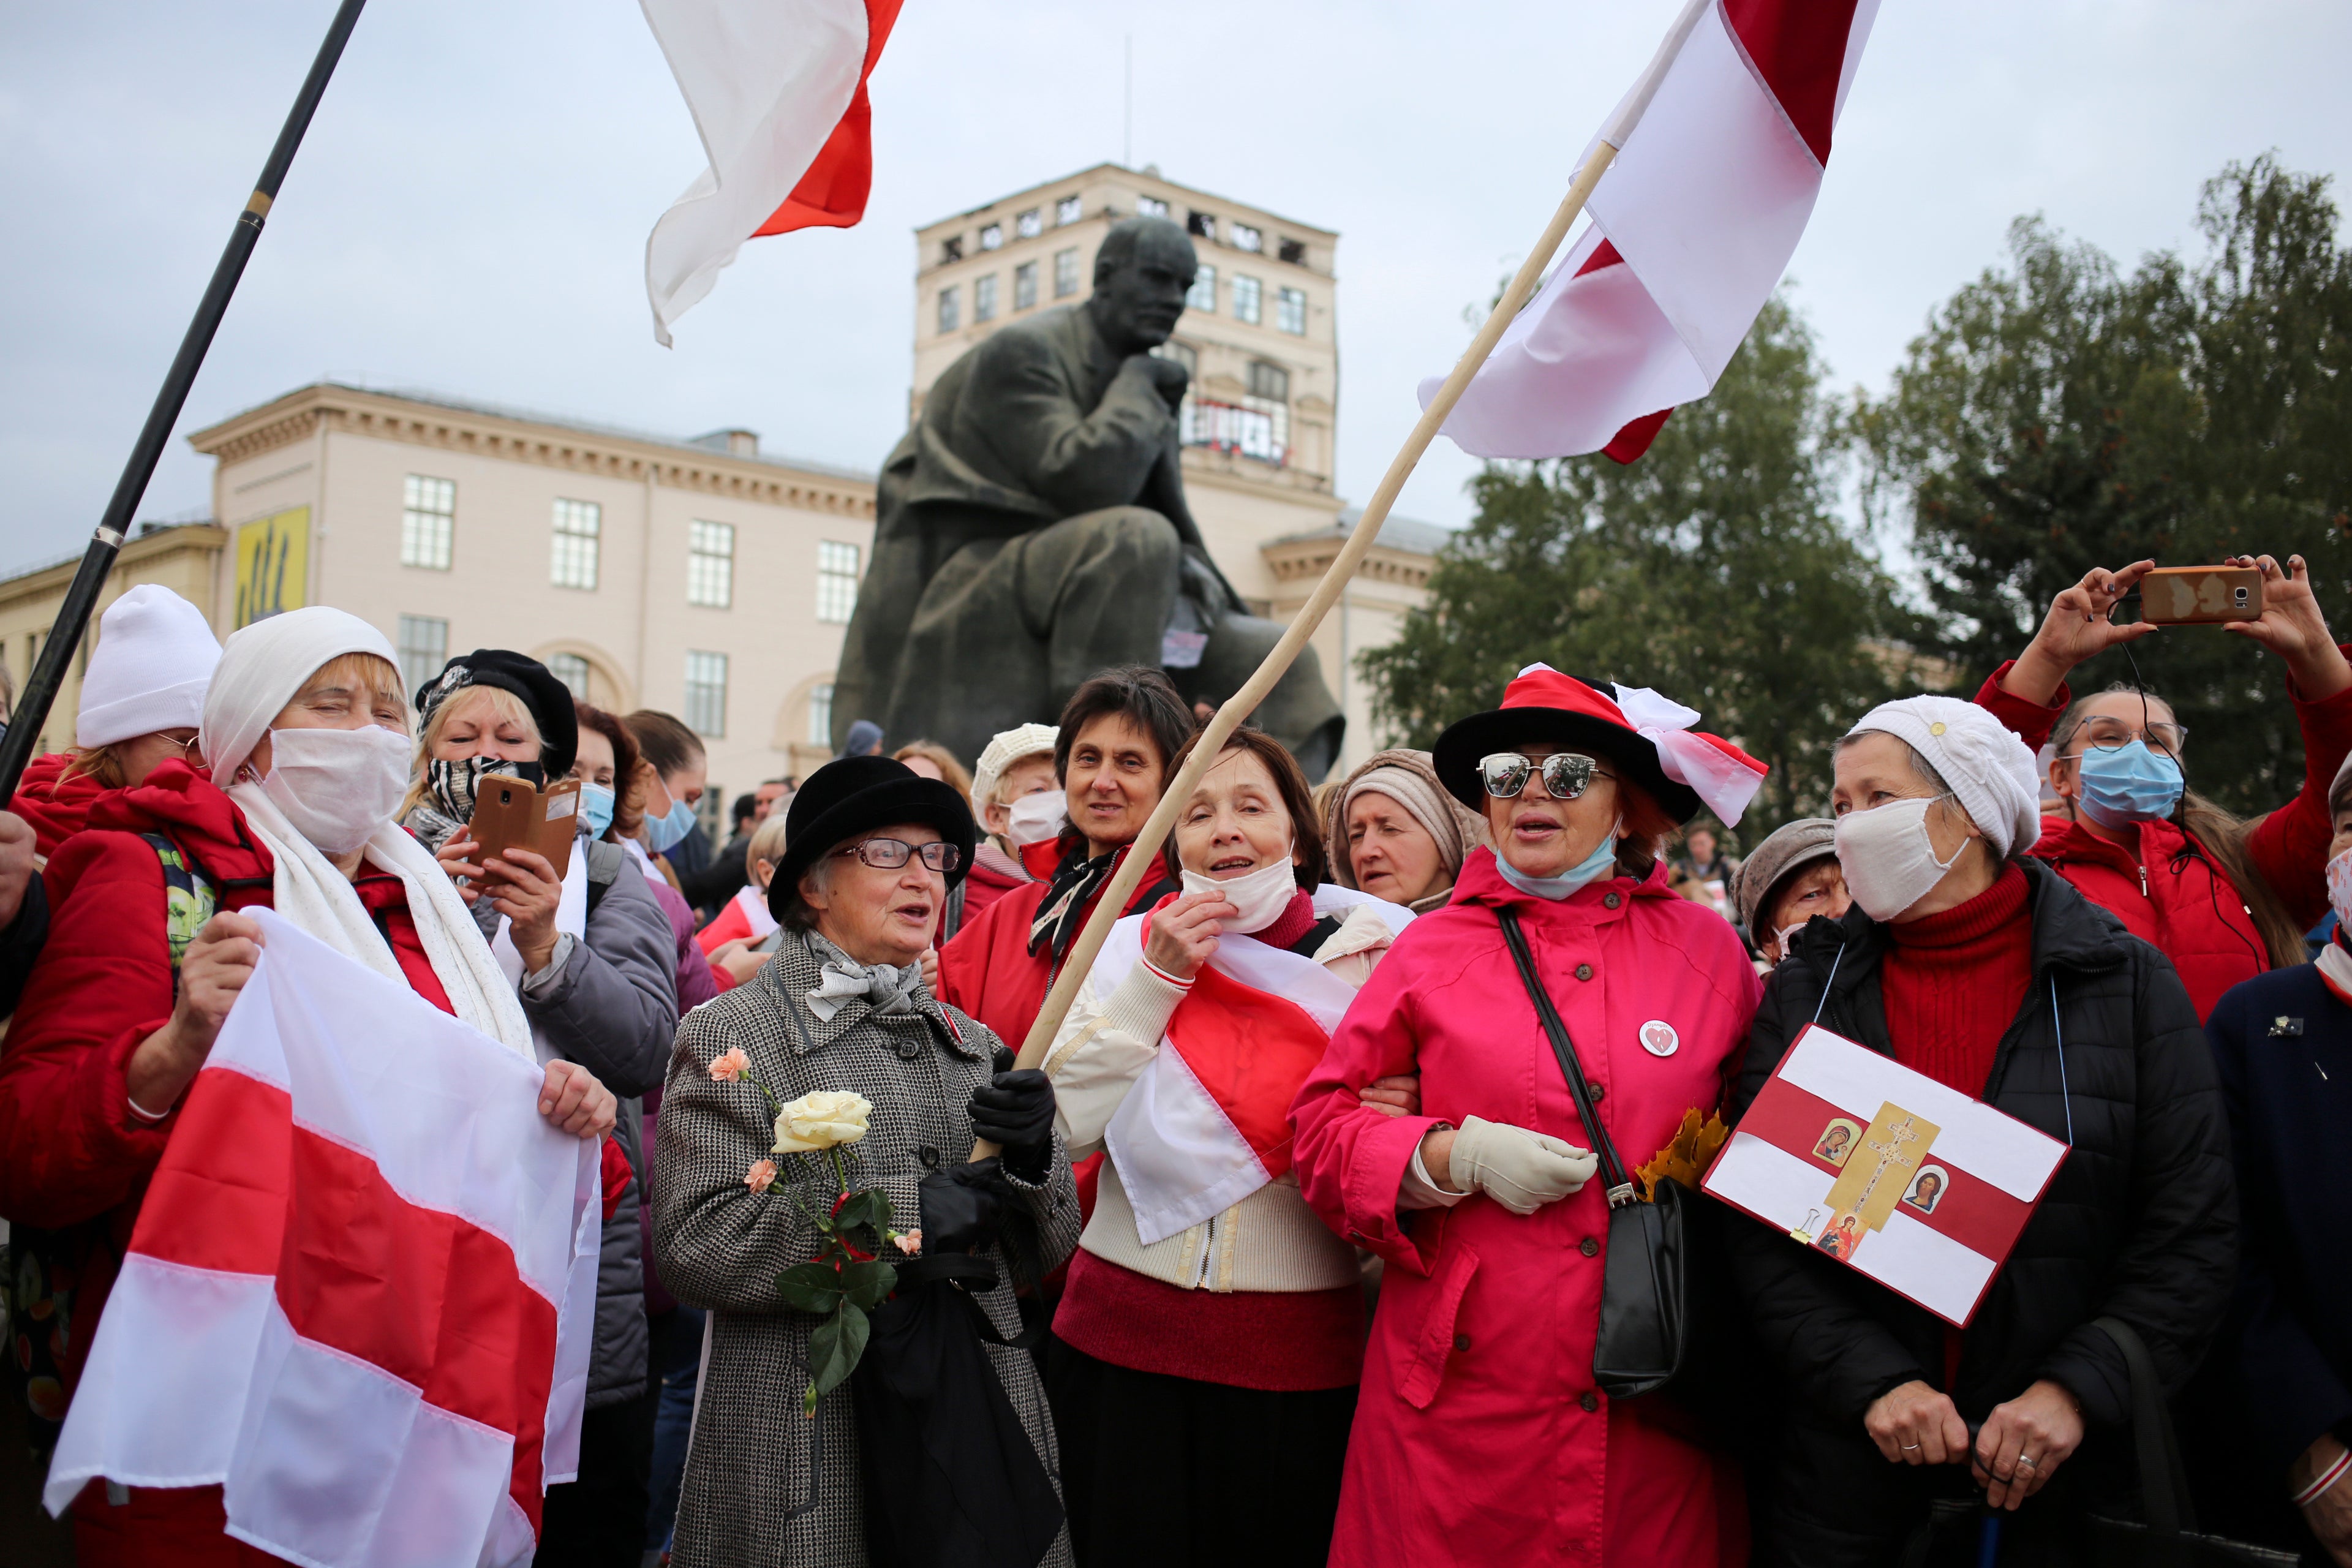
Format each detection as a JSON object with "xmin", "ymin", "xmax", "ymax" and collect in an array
[
  {"xmin": 2296, "ymin": 1447, "xmax": 2352, "ymax": 1509},
  {"xmin": 127, "ymin": 1091, "xmax": 174, "ymax": 1122}
]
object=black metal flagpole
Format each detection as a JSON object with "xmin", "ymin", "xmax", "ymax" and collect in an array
[{"xmin": 0, "ymin": 0, "xmax": 369, "ymax": 799}]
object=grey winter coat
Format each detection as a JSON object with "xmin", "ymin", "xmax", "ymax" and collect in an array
[{"xmin": 654, "ymin": 926, "xmax": 1079, "ymax": 1568}]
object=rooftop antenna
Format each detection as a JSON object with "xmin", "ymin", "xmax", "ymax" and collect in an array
[{"xmin": 1123, "ymin": 34, "xmax": 1133, "ymax": 167}]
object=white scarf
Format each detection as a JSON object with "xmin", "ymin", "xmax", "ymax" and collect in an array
[{"xmin": 200, "ymin": 606, "xmax": 533, "ymax": 1058}]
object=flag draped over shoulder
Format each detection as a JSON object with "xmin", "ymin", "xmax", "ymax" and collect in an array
[
  {"xmin": 1427, "ymin": 0, "xmax": 1880, "ymax": 462},
  {"xmin": 43, "ymin": 910, "xmax": 601, "ymax": 1568},
  {"xmin": 641, "ymin": 0, "xmax": 905, "ymax": 345}
]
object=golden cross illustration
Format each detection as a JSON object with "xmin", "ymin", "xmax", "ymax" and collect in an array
[{"xmin": 1852, "ymin": 1115, "xmax": 1922, "ymax": 1215}]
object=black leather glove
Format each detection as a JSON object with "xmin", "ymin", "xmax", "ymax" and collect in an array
[
  {"xmin": 918, "ymin": 1158, "xmax": 1011, "ymax": 1256},
  {"xmin": 968, "ymin": 1069, "xmax": 1057, "ymax": 1183}
]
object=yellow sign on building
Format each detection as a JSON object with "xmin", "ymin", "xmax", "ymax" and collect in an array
[{"xmin": 235, "ymin": 505, "xmax": 309, "ymax": 627}]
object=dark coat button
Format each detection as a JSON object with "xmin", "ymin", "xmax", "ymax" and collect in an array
[
  {"xmin": 1580, "ymin": 1391, "xmax": 1599, "ymax": 1412},
  {"xmin": 895, "ymin": 1038, "xmax": 921, "ymax": 1060},
  {"xmin": 1580, "ymin": 1237, "xmax": 1599, "ymax": 1257},
  {"xmin": 918, "ymin": 1144, "xmax": 940, "ymax": 1169},
  {"xmin": 1453, "ymin": 1333, "xmax": 1472, "ymax": 1352},
  {"xmin": 1575, "ymin": 963, "xmax": 1594, "ymax": 981},
  {"xmin": 1590, "ymin": 1082, "xmax": 1606, "ymax": 1102},
  {"xmin": 1604, "ymin": 893, "xmax": 1621, "ymax": 910}
]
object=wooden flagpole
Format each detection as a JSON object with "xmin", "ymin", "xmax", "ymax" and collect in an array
[{"xmin": 973, "ymin": 0, "xmax": 1714, "ymax": 1156}]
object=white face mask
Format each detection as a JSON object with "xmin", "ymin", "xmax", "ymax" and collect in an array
[
  {"xmin": 1833, "ymin": 794, "xmax": 1964, "ymax": 923},
  {"xmin": 1005, "ymin": 788, "xmax": 1067, "ymax": 847},
  {"xmin": 1182, "ymin": 847, "xmax": 1301, "ymax": 935},
  {"xmin": 2328, "ymin": 847, "xmax": 2352, "ymax": 931},
  {"xmin": 260, "ymin": 725, "xmax": 412, "ymax": 856}
]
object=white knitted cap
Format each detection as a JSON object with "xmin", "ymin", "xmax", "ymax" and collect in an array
[
  {"xmin": 1845, "ymin": 695, "xmax": 2043, "ymax": 859},
  {"xmin": 970, "ymin": 722, "xmax": 1060, "ymax": 811},
  {"xmin": 76, "ymin": 585, "xmax": 223, "ymax": 748}
]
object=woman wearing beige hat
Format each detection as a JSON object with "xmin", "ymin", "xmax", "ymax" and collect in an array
[{"xmin": 1321, "ymin": 748, "xmax": 1490, "ymax": 914}]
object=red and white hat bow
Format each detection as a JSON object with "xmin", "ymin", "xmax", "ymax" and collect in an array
[{"xmin": 1607, "ymin": 681, "xmax": 1769, "ymax": 827}]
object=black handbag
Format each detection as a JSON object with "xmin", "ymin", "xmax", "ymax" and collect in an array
[
  {"xmin": 2086, "ymin": 1316, "xmax": 2300, "ymax": 1567},
  {"xmin": 1498, "ymin": 910, "xmax": 1686, "ymax": 1400}
]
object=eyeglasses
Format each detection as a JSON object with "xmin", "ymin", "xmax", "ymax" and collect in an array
[
  {"xmin": 2070, "ymin": 718, "xmax": 2188, "ymax": 756},
  {"xmin": 1477, "ymin": 751, "xmax": 1611, "ymax": 801},
  {"xmin": 834, "ymin": 837, "xmax": 962, "ymax": 874}
]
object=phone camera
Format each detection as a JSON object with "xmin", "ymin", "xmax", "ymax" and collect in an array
[{"xmin": 2235, "ymin": 587, "xmax": 2250, "ymax": 603}]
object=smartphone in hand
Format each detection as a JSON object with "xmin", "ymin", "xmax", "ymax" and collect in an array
[{"xmin": 2139, "ymin": 566, "xmax": 2261, "ymax": 624}]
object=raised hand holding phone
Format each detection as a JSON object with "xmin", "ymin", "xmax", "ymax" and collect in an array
[
  {"xmin": 2000, "ymin": 560, "xmax": 2160, "ymax": 706},
  {"xmin": 2216, "ymin": 554, "xmax": 2352, "ymax": 703}
]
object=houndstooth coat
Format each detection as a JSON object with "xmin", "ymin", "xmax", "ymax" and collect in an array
[{"xmin": 654, "ymin": 925, "xmax": 1080, "ymax": 1568}]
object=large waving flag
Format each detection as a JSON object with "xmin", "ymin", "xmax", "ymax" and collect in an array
[
  {"xmin": 1427, "ymin": 0, "xmax": 1880, "ymax": 462},
  {"xmin": 44, "ymin": 911, "xmax": 601, "ymax": 1568},
  {"xmin": 641, "ymin": 0, "xmax": 905, "ymax": 346}
]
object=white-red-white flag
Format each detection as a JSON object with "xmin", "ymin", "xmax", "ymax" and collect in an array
[
  {"xmin": 1426, "ymin": 0, "xmax": 1880, "ymax": 462},
  {"xmin": 43, "ymin": 910, "xmax": 601, "ymax": 1568},
  {"xmin": 641, "ymin": 0, "xmax": 903, "ymax": 345}
]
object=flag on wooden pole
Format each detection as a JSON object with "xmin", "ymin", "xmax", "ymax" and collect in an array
[
  {"xmin": 1425, "ymin": 0, "xmax": 1881, "ymax": 462},
  {"xmin": 641, "ymin": 0, "xmax": 903, "ymax": 345}
]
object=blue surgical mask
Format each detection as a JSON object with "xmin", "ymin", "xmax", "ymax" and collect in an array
[
  {"xmin": 577, "ymin": 782, "xmax": 616, "ymax": 840},
  {"xmin": 2075, "ymin": 739, "xmax": 2184, "ymax": 828},
  {"xmin": 1494, "ymin": 825, "xmax": 1621, "ymax": 901},
  {"xmin": 646, "ymin": 793, "xmax": 699, "ymax": 853}
]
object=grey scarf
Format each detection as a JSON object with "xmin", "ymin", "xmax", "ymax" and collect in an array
[{"xmin": 804, "ymin": 932, "xmax": 924, "ymax": 1023}]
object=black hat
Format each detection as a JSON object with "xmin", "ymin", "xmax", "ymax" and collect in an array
[
  {"xmin": 769, "ymin": 755, "xmax": 978, "ymax": 924},
  {"xmin": 415, "ymin": 650, "xmax": 580, "ymax": 779},
  {"xmin": 1433, "ymin": 664, "xmax": 1702, "ymax": 823}
]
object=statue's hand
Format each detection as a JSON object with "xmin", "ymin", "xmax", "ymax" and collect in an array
[{"xmin": 1137, "ymin": 353, "xmax": 1189, "ymax": 413}]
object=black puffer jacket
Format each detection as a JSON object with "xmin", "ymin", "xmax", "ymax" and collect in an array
[{"xmin": 1725, "ymin": 860, "xmax": 2235, "ymax": 1565}]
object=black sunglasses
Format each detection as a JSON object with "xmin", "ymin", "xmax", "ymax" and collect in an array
[
  {"xmin": 835, "ymin": 837, "xmax": 962, "ymax": 873},
  {"xmin": 1477, "ymin": 751, "xmax": 1612, "ymax": 801}
]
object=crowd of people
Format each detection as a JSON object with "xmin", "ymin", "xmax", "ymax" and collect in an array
[{"xmin": 3, "ymin": 552, "xmax": 2352, "ymax": 1566}]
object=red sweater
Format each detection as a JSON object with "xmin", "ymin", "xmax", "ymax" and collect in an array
[{"xmin": 1881, "ymin": 863, "xmax": 2032, "ymax": 1095}]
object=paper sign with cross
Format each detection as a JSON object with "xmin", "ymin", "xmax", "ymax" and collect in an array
[{"xmin": 1821, "ymin": 1101, "xmax": 1941, "ymax": 1234}]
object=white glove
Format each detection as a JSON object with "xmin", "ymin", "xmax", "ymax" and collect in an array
[{"xmin": 1447, "ymin": 1115, "xmax": 1598, "ymax": 1215}]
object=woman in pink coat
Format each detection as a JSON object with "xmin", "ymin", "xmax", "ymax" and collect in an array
[{"xmin": 1292, "ymin": 665, "xmax": 1768, "ymax": 1568}]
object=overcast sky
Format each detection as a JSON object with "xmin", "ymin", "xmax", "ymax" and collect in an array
[{"xmin": 4, "ymin": 0, "xmax": 2348, "ymax": 578}]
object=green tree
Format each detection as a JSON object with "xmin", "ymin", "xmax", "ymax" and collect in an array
[
  {"xmin": 1363, "ymin": 293, "xmax": 1915, "ymax": 837},
  {"xmin": 1857, "ymin": 154, "xmax": 2352, "ymax": 816}
]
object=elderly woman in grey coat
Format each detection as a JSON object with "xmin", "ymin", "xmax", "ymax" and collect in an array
[
  {"xmin": 655, "ymin": 755, "xmax": 1079, "ymax": 1568},
  {"xmin": 403, "ymin": 650, "xmax": 681, "ymax": 1567}
]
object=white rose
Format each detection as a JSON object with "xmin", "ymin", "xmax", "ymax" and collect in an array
[{"xmin": 773, "ymin": 1090, "xmax": 874, "ymax": 1153}]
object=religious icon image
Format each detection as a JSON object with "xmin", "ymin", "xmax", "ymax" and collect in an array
[
  {"xmin": 1813, "ymin": 1118, "xmax": 1861, "ymax": 1167},
  {"xmin": 1902, "ymin": 1166, "xmax": 1948, "ymax": 1216},
  {"xmin": 1811, "ymin": 1210, "xmax": 1864, "ymax": 1261}
]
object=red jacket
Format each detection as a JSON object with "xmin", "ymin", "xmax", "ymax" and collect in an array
[
  {"xmin": 1291, "ymin": 851, "xmax": 1762, "ymax": 1568},
  {"xmin": 959, "ymin": 842, "xmax": 1034, "ymax": 926},
  {"xmin": 938, "ymin": 839, "xmax": 1173, "ymax": 1054},
  {"xmin": 11, "ymin": 750, "xmax": 108, "ymax": 858},
  {"xmin": 1975, "ymin": 658, "xmax": 2352, "ymax": 1020},
  {"xmin": 0, "ymin": 761, "xmax": 454, "ymax": 1564}
]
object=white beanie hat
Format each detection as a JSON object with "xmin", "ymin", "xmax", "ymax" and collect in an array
[
  {"xmin": 77, "ymin": 584, "xmax": 223, "ymax": 748},
  {"xmin": 1845, "ymin": 695, "xmax": 2043, "ymax": 859},
  {"xmin": 199, "ymin": 606, "xmax": 402, "ymax": 785},
  {"xmin": 970, "ymin": 722, "xmax": 1060, "ymax": 811}
]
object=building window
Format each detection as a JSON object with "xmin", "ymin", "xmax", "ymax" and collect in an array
[
  {"xmin": 940, "ymin": 235, "xmax": 962, "ymax": 264},
  {"xmin": 396, "ymin": 614, "xmax": 447, "ymax": 699},
  {"xmin": 401, "ymin": 475, "xmax": 454, "ymax": 570},
  {"xmin": 1056, "ymin": 195, "xmax": 1082, "ymax": 225},
  {"xmin": 1276, "ymin": 286, "xmax": 1308, "ymax": 335},
  {"xmin": 974, "ymin": 274, "xmax": 997, "ymax": 323},
  {"xmin": 547, "ymin": 652, "xmax": 589, "ymax": 697},
  {"xmin": 1278, "ymin": 237, "xmax": 1307, "ymax": 266},
  {"xmin": 809, "ymin": 682, "xmax": 835, "ymax": 746},
  {"xmin": 1136, "ymin": 195, "xmax": 1168, "ymax": 218},
  {"xmin": 938, "ymin": 286, "xmax": 960, "ymax": 333},
  {"xmin": 1186, "ymin": 264, "xmax": 1216, "ymax": 313},
  {"xmin": 687, "ymin": 519, "xmax": 734, "ymax": 608},
  {"xmin": 1233, "ymin": 274, "xmax": 1262, "ymax": 326},
  {"xmin": 1054, "ymin": 247, "xmax": 1080, "ymax": 298},
  {"xmin": 1231, "ymin": 223, "xmax": 1262, "ymax": 253},
  {"xmin": 684, "ymin": 650, "xmax": 728, "ymax": 737},
  {"xmin": 1186, "ymin": 210, "xmax": 1215, "ymax": 240},
  {"xmin": 1014, "ymin": 261, "xmax": 1038, "ymax": 311},
  {"xmin": 979, "ymin": 222, "xmax": 1003, "ymax": 251},
  {"xmin": 551, "ymin": 499, "xmax": 600, "ymax": 590},
  {"xmin": 1016, "ymin": 207, "xmax": 1042, "ymax": 239},
  {"xmin": 816, "ymin": 540, "xmax": 860, "ymax": 623}
]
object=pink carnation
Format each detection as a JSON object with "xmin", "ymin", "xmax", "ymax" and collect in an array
[
  {"xmin": 709, "ymin": 1046, "xmax": 753, "ymax": 1084},
  {"xmin": 892, "ymin": 1231, "xmax": 922, "ymax": 1256},
  {"xmin": 744, "ymin": 1158, "xmax": 778, "ymax": 1193}
]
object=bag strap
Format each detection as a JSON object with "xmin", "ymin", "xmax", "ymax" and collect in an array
[
  {"xmin": 2090, "ymin": 1315, "xmax": 2195, "ymax": 1540},
  {"xmin": 1498, "ymin": 909, "xmax": 1635, "ymax": 1206}
]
